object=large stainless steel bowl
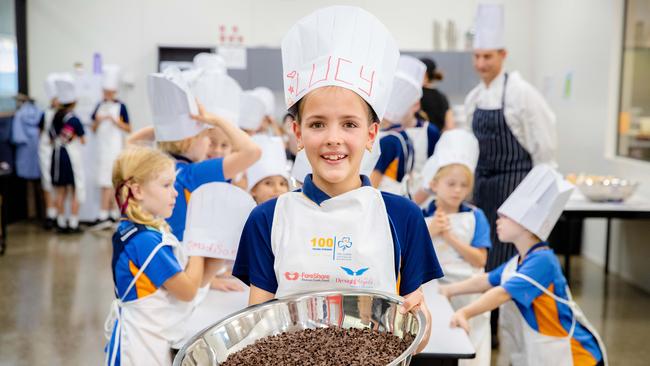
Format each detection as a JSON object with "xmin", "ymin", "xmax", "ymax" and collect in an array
[
  {"xmin": 576, "ymin": 176, "xmax": 639, "ymax": 202},
  {"xmin": 174, "ymin": 290, "xmax": 426, "ymax": 366}
]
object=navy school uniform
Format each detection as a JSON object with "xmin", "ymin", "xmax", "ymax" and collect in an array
[
  {"xmin": 374, "ymin": 124, "xmax": 415, "ymax": 183},
  {"xmin": 49, "ymin": 113, "xmax": 85, "ymax": 186},
  {"xmin": 233, "ymin": 174, "xmax": 443, "ymax": 297}
]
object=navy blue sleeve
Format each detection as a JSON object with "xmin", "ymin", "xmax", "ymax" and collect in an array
[
  {"xmin": 70, "ymin": 117, "xmax": 85, "ymax": 137},
  {"xmin": 120, "ymin": 103, "xmax": 130, "ymax": 124},
  {"xmin": 471, "ymin": 208, "xmax": 492, "ymax": 249},
  {"xmin": 233, "ymin": 199, "xmax": 278, "ymax": 294},
  {"xmin": 383, "ymin": 193, "xmax": 443, "ymax": 296},
  {"xmin": 502, "ymin": 251, "xmax": 555, "ymax": 307},
  {"xmin": 426, "ymin": 123, "xmax": 441, "ymax": 157},
  {"xmin": 374, "ymin": 135, "xmax": 400, "ymax": 173},
  {"xmin": 422, "ymin": 200, "xmax": 436, "ymax": 218},
  {"xmin": 183, "ymin": 158, "xmax": 225, "ymax": 192},
  {"xmin": 133, "ymin": 230, "xmax": 183, "ymax": 288},
  {"xmin": 91, "ymin": 103, "xmax": 100, "ymax": 121}
]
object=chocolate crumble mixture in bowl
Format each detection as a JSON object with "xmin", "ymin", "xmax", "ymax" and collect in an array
[{"xmin": 174, "ymin": 290, "xmax": 426, "ymax": 366}]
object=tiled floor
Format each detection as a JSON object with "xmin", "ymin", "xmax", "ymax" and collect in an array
[{"xmin": 0, "ymin": 222, "xmax": 648, "ymax": 365}]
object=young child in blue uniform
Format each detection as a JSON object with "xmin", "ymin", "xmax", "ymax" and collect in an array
[
  {"xmin": 371, "ymin": 55, "xmax": 427, "ymax": 196},
  {"xmin": 90, "ymin": 65, "xmax": 131, "ymax": 228},
  {"xmin": 421, "ymin": 129, "xmax": 491, "ymax": 366},
  {"xmin": 147, "ymin": 70, "xmax": 261, "ymax": 242},
  {"xmin": 232, "ymin": 6, "xmax": 442, "ymax": 353},
  {"xmin": 49, "ymin": 77, "xmax": 86, "ymax": 233},
  {"xmin": 105, "ymin": 146, "xmax": 210, "ymax": 366},
  {"xmin": 440, "ymin": 164, "xmax": 607, "ymax": 366}
]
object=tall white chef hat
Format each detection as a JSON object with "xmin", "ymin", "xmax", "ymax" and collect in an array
[
  {"xmin": 238, "ymin": 90, "xmax": 267, "ymax": 131},
  {"xmin": 251, "ymin": 87, "xmax": 275, "ymax": 117},
  {"xmin": 193, "ymin": 52, "xmax": 227, "ymax": 74},
  {"xmin": 102, "ymin": 64, "xmax": 121, "ymax": 91},
  {"xmin": 383, "ymin": 55, "xmax": 426, "ymax": 123},
  {"xmin": 281, "ymin": 6, "xmax": 399, "ymax": 120},
  {"xmin": 290, "ymin": 137, "xmax": 381, "ymax": 184},
  {"xmin": 473, "ymin": 3, "xmax": 506, "ymax": 50},
  {"xmin": 148, "ymin": 67, "xmax": 204, "ymax": 142},
  {"xmin": 420, "ymin": 129, "xmax": 480, "ymax": 189},
  {"xmin": 190, "ymin": 71, "xmax": 241, "ymax": 126},
  {"xmin": 498, "ymin": 164, "xmax": 574, "ymax": 241},
  {"xmin": 55, "ymin": 74, "xmax": 77, "ymax": 104},
  {"xmin": 44, "ymin": 73, "xmax": 61, "ymax": 101},
  {"xmin": 184, "ymin": 182, "xmax": 256, "ymax": 260},
  {"xmin": 247, "ymin": 135, "xmax": 289, "ymax": 191}
]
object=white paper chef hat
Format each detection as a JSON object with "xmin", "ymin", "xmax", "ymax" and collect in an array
[
  {"xmin": 498, "ymin": 164, "xmax": 574, "ymax": 241},
  {"xmin": 148, "ymin": 67, "xmax": 204, "ymax": 142},
  {"xmin": 290, "ymin": 137, "xmax": 381, "ymax": 184},
  {"xmin": 239, "ymin": 90, "xmax": 267, "ymax": 131},
  {"xmin": 102, "ymin": 64, "xmax": 121, "ymax": 91},
  {"xmin": 251, "ymin": 87, "xmax": 275, "ymax": 117},
  {"xmin": 44, "ymin": 73, "xmax": 61, "ymax": 101},
  {"xmin": 190, "ymin": 70, "xmax": 241, "ymax": 126},
  {"xmin": 281, "ymin": 6, "xmax": 399, "ymax": 120},
  {"xmin": 247, "ymin": 135, "xmax": 289, "ymax": 191},
  {"xmin": 383, "ymin": 55, "xmax": 426, "ymax": 123},
  {"xmin": 473, "ymin": 3, "xmax": 506, "ymax": 50},
  {"xmin": 184, "ymin": 182, "xmax": 256, "ymax": 260},
  {"xmin": 193, "ymin": 52, "xmax": 227, "ymax": 73},
  {"xmin": 55, "ymin": 74, "xmax": 77, "ymax": 104},
  {"xmin": 420, "ymin": 129, "xmax": 479, "ymax": 189}
]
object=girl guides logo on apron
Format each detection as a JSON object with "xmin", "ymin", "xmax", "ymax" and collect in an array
[{"xmin": 310, "ymin": 235, "xmax": 354, "ymax": 261}]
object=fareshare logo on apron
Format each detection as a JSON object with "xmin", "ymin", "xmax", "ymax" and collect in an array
[{"xmin": 271, "ymin": 186, "xmax": 397, "ymax": 298}]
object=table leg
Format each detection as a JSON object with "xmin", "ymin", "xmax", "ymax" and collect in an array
[
  {"xmin": 604, "ymin": 217, "xmax": 611, "ymax": 275},
  {"xmin": 564, "ymin": 216, "xmax": 574, "ymax": 281}
]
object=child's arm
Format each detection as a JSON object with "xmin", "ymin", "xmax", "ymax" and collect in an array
[
  {"xmin": 200, "ymin": 258, "xmax": 228, "ymax": 287},
  {"xmin": 192, "ymin": 104, "xmax": 261, "ymax": 179},
  {"xmin": 249, "ymin": 285, "xmax": 275, "ymax": 305},
  {"xmin": 439, "ymin": 273, "xmax": 493, "ymax": 298},
  {"xmin": 450, "ymin": 286, "xmax": 511, "ymax": 333},
  {"xmin": 126, "ymin": 126, "xmax": 155, "ymax": 146},
  {"xmin": 163, "ymin": 256, "xmax": 205, "ymax": 302},
  {"xmin": 112, "ymin": 115, "xmax": 132, "ymax": 133},
  {"xmin": 441, "ymin": 229, "xmax": 488, "ymax": 268}
]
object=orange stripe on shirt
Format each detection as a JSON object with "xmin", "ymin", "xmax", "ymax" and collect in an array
[
  {"xmin": 385, "ymin": 159, "xmax": 399, "ymax": 180},
  {"xmin": 532, "ymin": 284, "xmax": 597, "ymax": 366},
  {"xmin": 184, "ymin": 188, "xmax": 191, "ymax": 203},
  {"xmin": 128, "ymin": 260, "xmax": 157, "ymax": 298}
]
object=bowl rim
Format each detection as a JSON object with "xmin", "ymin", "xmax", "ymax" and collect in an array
[{"xmin": 173, "ymin": 289, "xmax": 427, "ymax": 366}]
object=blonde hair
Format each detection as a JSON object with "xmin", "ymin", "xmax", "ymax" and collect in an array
[
  {"xmin": 433, "ymin": 164, "xmax": 475, "ymax": 192},
  {"xmin": 157, "ymin": 138, "xmax": 193, "ymax": 156},
  {"xmin": 112, "ymin": 146, "xmax": 176, "ymax": 231}
]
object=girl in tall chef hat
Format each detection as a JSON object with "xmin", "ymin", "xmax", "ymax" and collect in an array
[{"xmin": 232, "ymin": 5, "xmax": 443, "ymax": 352}]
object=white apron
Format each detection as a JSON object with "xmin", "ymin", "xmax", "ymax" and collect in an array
[
  {"xmin": 95, "ymin": 101, "xmax": 125, "ymax": 187},
  {"xmin": 427, "ymin": 211, "xmax": 491, "ymax": 366},
  {"xmin": 405, "ymin": 123, "xmax": 431, "ymax": 194},
  {"xmin": 497, "ymin": 256, "xmax": 608, "ymax": 366},
  {"xmin": 271, "ymin": 186, "xmax": 397, "ymax": 298},
  {"xmin": 377, "ymin": 131, "xmax": 413, "ymax": 197},
  {"xmin": 38, "ymin": 108, "xmax": 55, "ymax": 192},
  {"xmin": 104, "ymin": 231, "xmax": 192, "ymax": 366},
  {"xmin": 51, "ymin": 113, "xmax": 86, "ymax": 203}
]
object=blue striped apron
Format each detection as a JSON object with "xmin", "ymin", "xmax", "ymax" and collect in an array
[{"xmin": 472, "ymin": 73, "xmax": 533, "ymax": 271}]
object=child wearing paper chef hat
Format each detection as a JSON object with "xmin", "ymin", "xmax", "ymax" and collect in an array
[
  {"xmin": 440, "ymin": 164, "xmax": 607, "ymax": 366},
  {"xmin": 420, "ymin": 129, "xmax": 492, "ymax": 366},
  {"xmin": 246, "ymin": 135, "xmax": 290, "ymax": 204},
  {"xmin": 232, "ymin": 5, "xmax": 443, "ymax": 354},
  {"xmin": 148, "ymin": 67, "xmax": 261, "ymax": 242}
]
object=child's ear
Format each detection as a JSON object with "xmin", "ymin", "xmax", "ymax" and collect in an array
[
  {"xmin": 429, "ymin": 179, "xmax": 438, "ymax": 194},
  {"xmin": 130, "ymin": 182, "xmax": 144, "ymax": 201}
]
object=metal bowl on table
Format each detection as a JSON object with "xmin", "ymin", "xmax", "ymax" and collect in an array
[
  {"xmin": 173, "ymin": 290, "xmax": 426, "ymax": 366},
  {"xmin": 576, "ymin": 176, "xmax": 639, "ymax": 202}
]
